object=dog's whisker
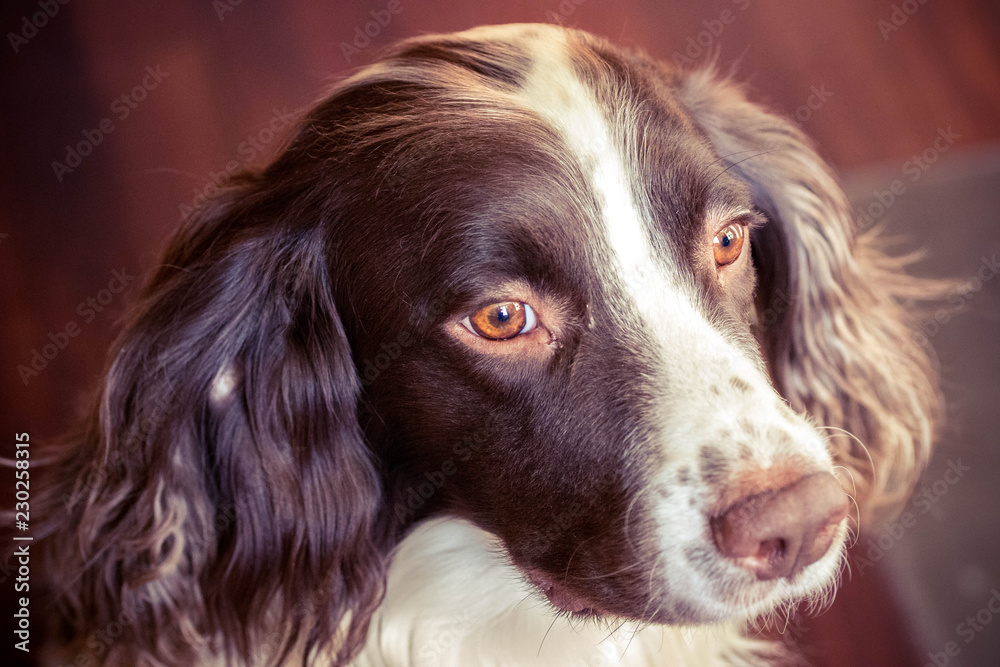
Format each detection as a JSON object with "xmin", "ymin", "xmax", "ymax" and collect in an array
[
  {"xmin": 563, "ymin": 532, "xmax": 601, "ymax": 581},
  {"xmin": 845, "ymin": 493, "xmax": 863, "ymax": 546},
  {"xmin": 831, "ymin": 464, "xmax": 858, "ymax": 497},
  {"xmin": 568, "ymin": 559, "xmax": 647, "ymax": 581},
  {"xmin": 537, "ymin": 614, "xmax": 560, "ymax": 658},
  {"xmin": 598, "ymin": 616, "xmax": 628, "ymax": 644},
  {"xmin": 820, "ymin": 425, "xmax": 879, "ymax": 484},
  {"xmin": 511, "ymin": 591, "xmax": 534, "ymax": 613},
  {"xmin": 705, "ymin": 149, "xmax": 786, "ymax": 189},
  {"xmin": 623, "ymin": 485, "xmax": 649, "ymax": 552},
  {"xmin": 831, "ymin": 463, "xmax": 864, "ymax": 541}
]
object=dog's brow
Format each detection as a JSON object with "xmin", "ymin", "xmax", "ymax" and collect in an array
[{"xmin": 705, "ymin": 205, "xmax": 754, "ymax": 229}]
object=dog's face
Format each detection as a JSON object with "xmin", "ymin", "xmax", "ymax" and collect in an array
[
  {"xmin": 48, "ymin": 23, "xmax": 939, "ymax": 666},
  {"xmin": 334, "ymin": 24, "xmax": 844, "ymax": 623}
]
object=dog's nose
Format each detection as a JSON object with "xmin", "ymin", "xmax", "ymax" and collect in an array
[{"xmin": 710, "ymin": 473, "xmax": 848, "ymax": 580}]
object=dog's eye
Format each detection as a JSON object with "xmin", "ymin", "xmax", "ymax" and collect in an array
[
  {"xmin": 713, "ymin": 223, "xmax": 745, "ymax": 266},
  {"xmin": 462, "ymin": 302, "xmax": 537, "ymax": 340}
]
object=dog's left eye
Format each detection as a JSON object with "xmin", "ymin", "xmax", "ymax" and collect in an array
[
  {"xmin": 713, "ymin": 223, "xmax": 746, "ymax": 266},
  {"xmin": 462, "ymin": 302, "xmax": 537, "ymax": 340}
]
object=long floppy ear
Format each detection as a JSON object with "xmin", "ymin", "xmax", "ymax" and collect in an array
[
  {"xmin": 677, "ymin": 70, "xmax": 941, "ymax": 521},
  {"xmin": 40, "ymin": 180, "xmax": 385, "ymax": 665}
]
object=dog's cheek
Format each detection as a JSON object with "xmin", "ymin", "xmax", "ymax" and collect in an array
[{"xmin": 367, "ymin": 351, "xmax": 507, "ymax": 515}]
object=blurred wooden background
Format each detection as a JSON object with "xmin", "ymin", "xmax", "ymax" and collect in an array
[{"xmin": 2, "ymin": 1, "xmax": 999, "ymax": 665}]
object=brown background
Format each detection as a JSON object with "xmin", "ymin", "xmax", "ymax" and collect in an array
[{"xmin": 2, "ymin": 1, "xmax": 999, "ymax": 665}]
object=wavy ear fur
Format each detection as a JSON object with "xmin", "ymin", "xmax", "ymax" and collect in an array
[
  {"xmin": 40, "ymin": 177, "xmax": 385, "ymax": 665},
  {"xmin": 678, "ymin": 70, "xmax": 942, "ymax": 521}
]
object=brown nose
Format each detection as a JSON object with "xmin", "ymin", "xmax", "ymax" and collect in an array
[{"xmin": 711, "ymin": 473, "xmax": 849, "ymax": 580}]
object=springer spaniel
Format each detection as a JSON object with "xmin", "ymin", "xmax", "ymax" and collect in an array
[{"xmin": 39, "ymin": 23, "xmax": 940, "ymax": 666}]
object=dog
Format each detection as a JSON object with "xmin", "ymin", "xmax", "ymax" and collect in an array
[{"xmin": 38, "ymin": 23, "xmax": 940, "ymax": 666}]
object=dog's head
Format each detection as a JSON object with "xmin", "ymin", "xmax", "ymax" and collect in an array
[{"xmin": 45, "ymin": 23, "xmax": 939, "ymax": 665}]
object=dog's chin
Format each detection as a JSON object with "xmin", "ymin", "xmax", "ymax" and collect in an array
[{"xmin": 522, "ymin": 521, "xmax": 848, "ymax": 625}]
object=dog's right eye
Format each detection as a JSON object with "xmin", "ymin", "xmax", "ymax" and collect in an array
[
  {"xmin": 712, "ymin": 223, "xmax": 746, "ymax": 267},
  {"xmin": 462, "ymin": 302, "xmax": 537, "ymax": 340}
]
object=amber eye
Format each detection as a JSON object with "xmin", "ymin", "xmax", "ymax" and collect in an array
[
  {"xmin": 462, "ymin": 302, "xmax": 537, "ymax": 340},
  {"xmin": 712, "ymin": 223, "xmax": 745, "ymax": 266}
]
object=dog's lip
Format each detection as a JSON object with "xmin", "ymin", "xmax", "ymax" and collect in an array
[{"xmin": 526, "ymin": 570, "xmax": 596, "ymax": 614}]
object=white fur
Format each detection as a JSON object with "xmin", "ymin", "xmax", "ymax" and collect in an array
[
  {"xmin": 209, "ymin": 364, "xmax": 239, "ymax": 405},
  {"xmin": 352, "ymin": 519, "xmax": 776, "ymax": 667}
]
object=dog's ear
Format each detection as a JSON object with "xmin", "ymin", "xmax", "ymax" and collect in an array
[
  {"xmin": 42, "ymin": 180, "xmax": 384, "ymax": 665},
  {"xmin": 678, "ymin": 70, "xmax": 941, "ymax": 521}
]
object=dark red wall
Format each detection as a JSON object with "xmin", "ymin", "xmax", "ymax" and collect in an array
[{"xmin": 2, "ymin": 1, "xmax": 998, "ymax": 665}]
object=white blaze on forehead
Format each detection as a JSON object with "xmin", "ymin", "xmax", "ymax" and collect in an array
[
  {"xmin": 518, "ymin": 34, "xmax": 664, "ymax": 305},
  {"xmin": 516, "ymin": 34, "xmax": 773, "ymax": 407},
  {"xmin": 517, "ymin": 33, "xmax": 723, "ymax": 366}
]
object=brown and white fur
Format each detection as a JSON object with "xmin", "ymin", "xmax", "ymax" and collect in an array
[{"xmin": 37, "ymin": 23, "xmax": 939, "ymax": 666}]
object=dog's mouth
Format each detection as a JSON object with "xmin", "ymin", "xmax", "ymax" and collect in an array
[
  {"xmin": 526, "ymin": 570, "xmax": 599, "ymax": 615},
  {"xmin": 521, "ymin": 527, "xmax": 847, "ymax": 624}
]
